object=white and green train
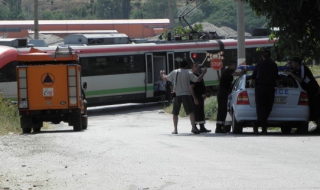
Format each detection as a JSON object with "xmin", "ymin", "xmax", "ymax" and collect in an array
[{"xmin": 0, "ymin": 38, "xmax": 274, "ymax": 106}]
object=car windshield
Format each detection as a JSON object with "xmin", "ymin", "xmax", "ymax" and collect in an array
[{"xmin": 245, "ymin": 74, "xmax": 299, "ymax": 88}]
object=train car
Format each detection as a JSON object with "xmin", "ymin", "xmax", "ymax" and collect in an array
[{"xmin": 0, "ymin": 38, "xmax": 275, "ymax": 106}]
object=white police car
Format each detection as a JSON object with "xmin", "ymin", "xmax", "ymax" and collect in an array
[{"xmin": 226, "ymin": 72, "xmax": 309, "ymax": 134}]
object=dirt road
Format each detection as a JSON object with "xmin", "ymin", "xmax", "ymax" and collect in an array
[{"xmin": 1, "ymin": 103, "xmax": 320, "ymax": 190}]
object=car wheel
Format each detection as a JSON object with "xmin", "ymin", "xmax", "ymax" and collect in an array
[
  {"xmin": 281, "ymin": 126, "xmax": 292, "ymax": 134},
  {"xmin": 232, "ymin": 112, "xmax": 243, "ymax": 134},
  {"xmin": 223, "ymin": 125, "xmax": 231, "ymax": 133},
  {"xmin": 296, "ymin": 122, "xmax": 308, "ymax": 134}
]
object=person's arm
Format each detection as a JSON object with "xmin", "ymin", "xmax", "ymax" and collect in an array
[
  {"xmin": 232, "ymin": 68, "xmax": 247, "ymax": 76},
  {"xmin": 196, "ymin": 67, "xmax": 207, "ymax": 82},
  {"xmin": 160, "ymin": 70, "xmax": 169, "ymax": 81},
  {"xmin": 190, "ymin": 84, "xmax": 199, "ymax": 105},
  {"xmin": 284, "ymin": 71, "xmax": 303, "ymax": 83}
]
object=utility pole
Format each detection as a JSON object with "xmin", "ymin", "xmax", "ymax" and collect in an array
[
  {"xmin": 168, "ymin": 0, "xmax": 174, "ymax": 37},
  {"xmin": 34, "ymin": 0, "xmax": 39, "ymax": 39},
  {"xmin": 237, "ymin": 0, "xmax": 245, "ymax": 66}
]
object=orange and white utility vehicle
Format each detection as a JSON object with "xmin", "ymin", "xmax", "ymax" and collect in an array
[{"xmin": 16, "ymin": 46, "xmax": 88, "ymax": 133}]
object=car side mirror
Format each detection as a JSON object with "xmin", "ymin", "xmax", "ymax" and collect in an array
[{"xmin": 83, "ymin": 82, "xmax": 87, "ymax": 90}]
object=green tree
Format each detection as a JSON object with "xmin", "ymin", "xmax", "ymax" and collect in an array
[
  {"xmin": 204, "ymin": 0, "xmax": 266, "ymax": 33},
  {"xmin": 122, "ymin": 0, "xmax": 131, "ymax": 19},
  {"xmin": 2, "ymin": 0, "xmax": 22, "ymax": 19},
  {"xmin": 243, "ymin": 0, "xmax": 320, "ymax": 60},
  {"xmin": 0, "ymin": 5, "xmax": 11, "ymax": 20},
  {"xmin": 95, "ymin": 0, "xmax": 122, "ymax": 19}
]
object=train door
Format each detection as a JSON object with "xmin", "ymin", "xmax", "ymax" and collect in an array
[
  {"xmin": 153, "ymin": 56, "xmax": 166, "ymax": 98},
  {"xmin": 145, "ymin": 53, "xmax": 154, "ymax": 98},
  {"xmin": 167, "ymin": 52, "xmax": 175, "ymax": 73}
]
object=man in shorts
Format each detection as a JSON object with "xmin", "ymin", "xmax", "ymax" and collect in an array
[{"xmin": 160, "ymin": 60, "xmax": 207, "ymax": 134}]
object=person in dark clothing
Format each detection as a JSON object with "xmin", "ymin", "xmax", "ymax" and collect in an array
[
  {"xmin": 165, "ymin": 81, "xmax": 173, "ymax": 105},
  {"xmin": 190, "ymin": 63, "xmax": 211, "ymax": 133},
  {"xmin": 284, "ymin": 57, "xmax": 320, "ymax": 133},
  {"xmin": 251, "ymin": 50, "xmax": 279, "ymax": 134},
  {"xmin": 216, "ymin": 61, "xmax": 246, "ymax": 133}
]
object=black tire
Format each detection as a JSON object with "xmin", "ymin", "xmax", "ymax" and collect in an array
[
  {"xmin": 223, "ymin": 125, "xmax": 231, "ymax": 133},
  {"xmin": 296, "ymin": 122, "xmax": 308, "ymax": 134},
  {"xmin": 81, "ymin": 115, "xmax": 88, "ymax": 130},
  {"xmin": 232, "ymin": 112, "xmax": 243, "ymax": 134},
  {"xmin": 22, "ymin": 127, "xmax": 32, "ymax": 134},
  {"xmin": 69, "ymin": 114, "xmax": 82, "ymax": 131},
  {"xmin": 20, "ymin": 116, "xmax": 32, "ymax": 134},
  {"xmin": 32, "ymin": 119, "xmax": 43, "ymax": 133},
  {"xmin": 281, "ymin": 126, "xmax": 292, "ymax": 134},
  {"xmin": 81, "ymin": 105, "xmax": 88, "ymax": 130}
]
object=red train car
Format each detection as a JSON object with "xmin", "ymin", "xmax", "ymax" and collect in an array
[{"xmin": 0, "ymin": 19, "xmax": 170, "ymax": 38}]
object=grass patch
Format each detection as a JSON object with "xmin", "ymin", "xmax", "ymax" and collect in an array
[
  {"xmin": 0, "ymin": 94, "xmax": 51, "ymax": 136},
  {"xmin": 0, "ymin": 94, "xmax": 21, "ymax": 135}
]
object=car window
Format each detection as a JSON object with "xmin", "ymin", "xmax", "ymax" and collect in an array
[
  {"xmin": 231, "ymin": 77, "xmax": 241, "ymax": 91},
  {"xmin": 275, "ymin": 75, "xmax": 298, "ymax": 88},
  {"xmin": 245, "ymin": 75, "xmax": 299, "ymax": 88}
]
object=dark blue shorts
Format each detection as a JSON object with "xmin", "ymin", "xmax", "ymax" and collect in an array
[{"xmin": 172, "ymin": 95, "xmax": 194, "ymax": 115}]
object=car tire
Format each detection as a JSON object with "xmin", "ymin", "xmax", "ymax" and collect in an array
[
  {"xmin": 223, "ymin": 125, "xmax": 231, "ymax": 133},
  {"xmin": 281, "ymin": 126, "xmax": 292, "ymax": 134},
  {"xmin": 232, "ymin": 112, "xmax": 243, "ymax": 134},
  {"xmin": 296, "ymin": 122, "xmax": 308, "ymax": 134}
]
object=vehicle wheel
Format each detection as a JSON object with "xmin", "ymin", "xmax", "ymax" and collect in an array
[
  {"xmin": 20, "ymin": 116, "xmax": 32, "ymax": 134},
  {"xmin": 81, "ymin": 115, "xmax": 88, "ymax": 130},
  {"xmin": 22, "ymin": 128, "xmax": 32, "ymax": 133},
  {"xmin": 281, "ymin": 126, "xmax": 292, "ymax": 134},
  {"xmin": 223, "ymin": 125, "xmax": 231, "ymax": 133},
  {"xmin": 296, "ymin": 122, "xmax": 308, "ymax": 134},
  {"xmin": 69, "ymin": 114, "xmax": 82, "ymax": 131},
  {"xmin": 232, "ymin": 112, "xmax": 243, "ymax": 134},
  {"xmin": 81, "ymin": 105, "xmax": 88, "ymax": 130},
  {"xmin": 32, "ymin": 119, "xmax": 43, "ymax": 133}
]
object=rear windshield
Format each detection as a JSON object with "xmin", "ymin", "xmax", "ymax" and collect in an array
[{"xmin": 245, "ymin": 75, "xmax": 299, "ymax": 88}]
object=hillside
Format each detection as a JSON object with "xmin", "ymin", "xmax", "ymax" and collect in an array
[{"xmin": 21, "ymin": 0, "xmax": 186, "ymax": 15}]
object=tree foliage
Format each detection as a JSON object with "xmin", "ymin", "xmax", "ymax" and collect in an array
[
  {"xmin": 243, "ymin": 0, "xmax": 320, "ymax": 61},
  {"xmin": 202, "ymin": 0, "xmax": 266, "ymax": 32}
]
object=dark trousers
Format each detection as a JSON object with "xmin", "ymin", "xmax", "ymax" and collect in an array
[
  {"xmin": 192, "ymin": 95, "xmax": 205, "ymax": 124},
  {"xmin": 255, "ymin": 85, "xmax": 275, "ymax": 127},
  {"xmin": 309, "ymin": 93, "xmax": 320, "ymax": 121},
  {"xmin": 216, "ymin": 90, "xmax": 228, "ymax": 127}
]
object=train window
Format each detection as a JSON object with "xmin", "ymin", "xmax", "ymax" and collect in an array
[
  {"xmin": 0, "ymin": 61, "xmax": 18, "ymax": 82},
  {"xmin": 79, "ymin": 54, "xmax": 145, "ymax": 76}
]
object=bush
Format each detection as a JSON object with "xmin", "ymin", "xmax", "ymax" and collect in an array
[
  {"xmin": 0, "ymin": 94, "xmax": 21, "ymax": 135},
  {"xmin": 204, "ymin": 96, "xmax": 218, "ymax": 121}
]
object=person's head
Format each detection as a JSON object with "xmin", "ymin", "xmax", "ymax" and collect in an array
[
  {"xmin": 192, "ymin": 63, "xmax": 200, "ymax": 73},
  {"xmin": 261, "ymin": 50, "xmax": 271, "ymax": 60},
  {"xmin": 291, "ymin": 57, "xmax": 302, "ymax": 69},
  {"xmin": 228, "ymin": 61, "xmax": 237, "ymax": 70},
  {"xmin": 179, "ymin": 60, "xmax": 188, "ymax": 68},
  {"xmin": 286, "ymin": 58, "xmax": 293, "ymax": 69}
]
